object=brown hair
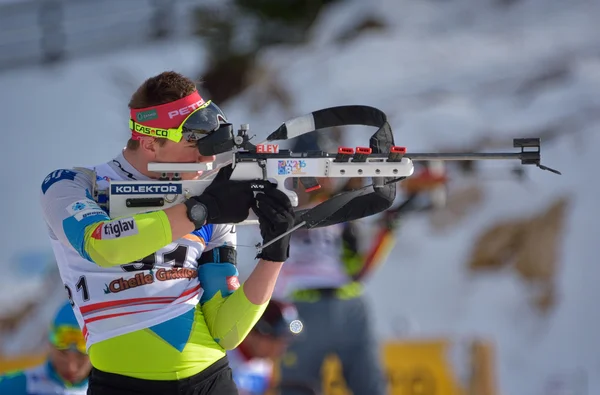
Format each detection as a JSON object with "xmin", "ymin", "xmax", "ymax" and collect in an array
[{"xmin": 126, "ymin": 71, "xmax": 198, "ymax": 150}]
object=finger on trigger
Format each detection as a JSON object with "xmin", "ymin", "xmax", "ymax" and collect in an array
[
  {"xmin": 263, "ymin": 188, "xmax": 292, "ymax": 208},
  {"xmin": 254, "ymin": 198, "xmax": 280, "ymax": 217},
  {"xmin": 256, "ymin": 193, "xmax": 281, "ymax": 209}
]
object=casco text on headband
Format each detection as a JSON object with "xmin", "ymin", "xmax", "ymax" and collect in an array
[{"xmin": 129, "ymin": 90, "xmax": 209, "ymax": 142}]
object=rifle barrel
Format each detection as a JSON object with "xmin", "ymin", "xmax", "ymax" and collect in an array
[{"xmin": 405, "ymin": 152, "xmax": 525, "ymax": 161}]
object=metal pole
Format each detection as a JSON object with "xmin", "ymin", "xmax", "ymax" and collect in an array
[
  {"xmin": 38, "ymin": 0, "xmax": 66, "ymax": 64},
  {"xmin": 150, "ymin": 0, "xmax": 175, "ymax": 39}
]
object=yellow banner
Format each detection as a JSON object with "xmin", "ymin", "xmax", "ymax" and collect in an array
[
  {"xmin": 0, "ymin": 354, "xmax": 46, "ymax": 374},
  {"xmin": 381, "ymin": 339, "xmax": 466, "ymax": 395},
  {"xmin": 275, "ymin": 339, "xmax": 473, "ymax": 395}
]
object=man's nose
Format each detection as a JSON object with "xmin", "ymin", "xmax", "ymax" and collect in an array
[
  {"xmin": 65, "ymin": 357, "xmax": 79, "ymax": 373},
  {"xmin": 198, "ymin": 155, "xmax": 216, "ymax": 163}
]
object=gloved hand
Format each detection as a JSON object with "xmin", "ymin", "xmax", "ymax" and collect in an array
[
  {"xmin": 189, "ymin": 164, "xmax": 255, "ymax": 224},
  {"xmin": 252, "ymin": 187, "xmax": 296, "ymax": 262}
]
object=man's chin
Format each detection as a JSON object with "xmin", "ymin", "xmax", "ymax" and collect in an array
[{"xmin": 59, "ymin": 373, "xmax": 76, "ymax": 383}]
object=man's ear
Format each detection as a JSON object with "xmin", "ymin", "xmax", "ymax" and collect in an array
[{"xmin": 139, "ymin": 137, "xmax": 158, "ymax": 158}]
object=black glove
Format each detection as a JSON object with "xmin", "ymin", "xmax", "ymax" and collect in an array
[
  {"xmin": 190, "ymin": 164, "xmax": 255, "ymax": 224},
  {"xmin": 252, "ymin": 187, "xmax": 296, "ymax": 262}
]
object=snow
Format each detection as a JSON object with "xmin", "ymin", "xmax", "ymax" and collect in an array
[
  {"xmin": 0, "ymin": 0, "xmax": 599, "ymax": 393},
  {"xmin": 364, "ymin": 131, "xmax": 599, "ymax": 395}
]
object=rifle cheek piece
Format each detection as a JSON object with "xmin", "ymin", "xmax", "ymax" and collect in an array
[{"xmin": 195, "ymin": 124, "xmax": 236, "ymax": 156}]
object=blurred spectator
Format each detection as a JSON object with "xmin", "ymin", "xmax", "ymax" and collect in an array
[
  {"xmin": 228, "ymin": 299, "xmax": 304, "ymax": 395},
  {"xmin": 273, "ymin": 133, "xmax": 390, "ymax": 395},
  {"xmin": 0, "ymin": 300, "xmax": 90, "ymax": 394},
  {"xmin": 275, "ymin": 133, "xmax": 448, "ymax": 395}
]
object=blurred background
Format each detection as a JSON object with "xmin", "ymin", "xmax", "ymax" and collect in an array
[{"xmin": 0, "ymin": 0, "xmax": 598, "ymax": 394}]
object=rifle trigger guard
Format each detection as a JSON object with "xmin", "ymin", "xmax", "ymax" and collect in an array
[{"xmin": 258, "ymin": 159, "xmax": 267, "ymax": 179}]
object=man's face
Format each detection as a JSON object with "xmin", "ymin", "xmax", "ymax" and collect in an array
[
  {"xmin": 48, "ymin": 347, "xmax": 91, "ymax": 384},
  {"xmin": 153, "ymin": 139, "xmax": 216, "ymax": 180}
]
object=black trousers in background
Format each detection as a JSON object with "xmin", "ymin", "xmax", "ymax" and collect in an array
[
  {"xmin": 87, "ymin": 356, "xmax": 238, "ymax": 395},
  {"xmin": 279, "ymin": 294, "xmax": 388, "ymax": 395}
]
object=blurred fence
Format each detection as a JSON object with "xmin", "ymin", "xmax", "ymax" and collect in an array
[{"xmin": 0, "ymin": 0, "xmax": 204, "ymax": 71}]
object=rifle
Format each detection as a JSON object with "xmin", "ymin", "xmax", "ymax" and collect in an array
[{"xmin": 101, "ymin": 105, "xmax": 560, "ymax": 253}]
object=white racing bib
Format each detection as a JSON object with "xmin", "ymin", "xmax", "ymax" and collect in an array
[{"xmin": 46, "ymin": 161, "xmax": 233, "ymax": 349}]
